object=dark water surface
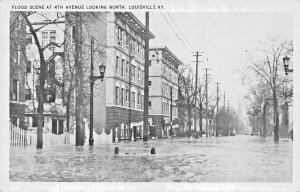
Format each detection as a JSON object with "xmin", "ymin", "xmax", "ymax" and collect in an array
[{"xmin": 10, "ymin": 135, "xmax": 293, "ymax": 182}]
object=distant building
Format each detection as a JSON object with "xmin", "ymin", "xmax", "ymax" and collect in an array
[
  {"xmin": 10, "ymin": 12, "xmax": 27, "ymax": 129},
  {"xmin": 148, "ymin": 47, "xmax": 182, "ymax": 138}
]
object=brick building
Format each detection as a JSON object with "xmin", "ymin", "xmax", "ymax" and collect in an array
[
  {"xmin": 10, "ymin": 12, "xmax": 27, "ymax": 129},
  {"xmin": 148, "ymin": 47, "xmax": 182, "ymax": 138},
  {"xmin": 66, "ymin": 12, "xmax": 154, "ymax": 140},
  {"xmin": 92, "ymin": 12, "xmax": 154, "ymax": 141}
]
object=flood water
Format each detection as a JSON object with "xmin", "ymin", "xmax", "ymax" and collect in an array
[{"xmin": 10, "ymin": 135, "xmax": 293, "ymax": 182}]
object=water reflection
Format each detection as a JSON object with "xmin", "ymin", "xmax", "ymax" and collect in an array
[{"xmin": 10, "ymin": 135, "xmax": 292, "ymax": 182}]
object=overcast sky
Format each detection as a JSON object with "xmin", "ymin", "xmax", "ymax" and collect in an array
[{"xmin": 135, "ymin": 12, "xmax": 293, "ymax": 116}]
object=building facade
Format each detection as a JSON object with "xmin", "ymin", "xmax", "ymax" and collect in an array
[
  {"xmin": 10, "ymin": 12, "xmax": 27, "ymax": 129},
  {"xmin": 148, "ymin": 47, "xmax": 182, "ymax": 138},
  {"xmin": 65, "ymin": 12, "xmax": 154, "ymax": 140},
  {"xmin": 94, "ymin": 12, "xmax": 155, "ymax": 141}
]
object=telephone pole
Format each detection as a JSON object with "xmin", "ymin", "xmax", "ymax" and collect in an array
[
  {"xmin": 193, "ymin": 51, "xmax": 203, "ymax": 134},
  {"xmin": 143, "ymin": 12, "xmax": 149, "ymax": 141},
  {"xmin": 216, "ymin": 82, "xmax": 220, "ymax": 137},
  {"xmin": 204, "ymin": 68, "xmax": 212, "ymax": 138}
]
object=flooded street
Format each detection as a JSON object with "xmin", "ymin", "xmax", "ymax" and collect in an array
[{"xmin": 10, "ymin": 135, "xmax": 293, "ymax": 182}]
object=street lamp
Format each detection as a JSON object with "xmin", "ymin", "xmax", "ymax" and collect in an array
[
  {"xmin": 89, "ymin": 37, "xmax": 106, "ymax": 145},
  {"xmin": 283, "ymin": 55, "xmax": 293, "ymax": 75}
]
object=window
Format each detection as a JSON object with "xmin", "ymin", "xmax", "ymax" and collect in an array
[
  {"xmin": 126, "ymin": 61, "xmax": 129, "ymax": 74},
  {"xmin": 131, "ymin": 65, "xmax": 136, "ymax": 82},
  {"xmin": 17, "ymin": 45, "xmax": 21, "ymax": 65},
  {"xmin": 138, "ymin": 67, "xmax": 140, "ymax": 79},
  {"xmin": 121, "ymin": 88, "xmax": 124, "ymax": 106},
  {"xmin": 71, "ymin": 25, "xmax": 76, "ymax": 44},
  {"xmin": 149, "ymin": 101, "xmax": 152, "ymax": 107},
  {"xmin": 42, "ymin": 30, "xmax": 56, "ymax": 49},
  {"xmin": 17, "ymin": 14, "xmax": 22, "ymax": 29},
  {"xmin": 12, "ymin": 80, "xmax": 18, "ymax": 101},
  {"xmin": 115, "ymin": 56, "xmax": 119, "ymax": 74},
  {"xmin": 141, "ymin": 70, "xmax": 144, "ymax": 83},
  {"xmin": 115, "ymin": 86, "xmax": 119, "ymax": 105},
  {"xmin": 131, "ymin": 92, "xmax": 135, "ymax": 108},
  {"xmin": 59, "ymin": 120, "xmax": 64, "ymax": 134},
  {"xmin": 52, "ymin": 119, "xmax": 57, "ymax": 134},
  {"xmin": 26, "ymin": 33, "xmax": 32, "ymax": 44},
  {"xmin": 26, "ymin": 61, "xmax": 31, "ymax": 73},
  {"xmin": 25, "ymin": 88, "xmax": 31, "ymax": 100},
  {"xmin": 141, "ymin": 95, "xmax": 144, "ymax": 109},
  {"xmin": 137, "ymin": 93, "xmax": 140, "ymax": 105},
  {"xmin": 121, "ymin": 59, "xmax": 125, "ymax": 77},
  {"xmin": 149, "ymin": 61, "xmax": 151, "ymax": 66},
  {"xmin": 52, "ymin": 119, "xmax": 63, "ymax": 135},
  {"xmin": 117, "ymin": 27, "xmax": 122, "ymax": 46},
  {"xmin": 149, "ymin": 81, "xmax": 152, "ymax": 86},
  {"xmin": 48, "ymin": 89, "xmax": 56, "ymax": 103},
  {"xmin": 126, "ymin": 89, "xmax": 129, "ymax": 102}
]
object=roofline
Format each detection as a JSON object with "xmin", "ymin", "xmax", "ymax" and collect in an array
[
  {"xmin": 126, "ymin": 12, "xmax": 155, "ymax": 39},
  {"xmin": 150, "ymin": 46, "xmax": 183, "ymax": 66}
]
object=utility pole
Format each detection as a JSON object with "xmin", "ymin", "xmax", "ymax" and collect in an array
[
  {"xmin": 193, "ymin": 51, "xmax": 203, "ymax": 134},
  {"xmin": 89, "ymin": 37, "xmax": 94, "ymax": 145},
  {"xmin": 75, "ymin": 12, "xmax": 84, "ymax": 146},
  {"xmin": 143, "ymin": 12, "xmax": 149, "ymax": 141},
  {"xmin": 204, "ymin": 68, "xmax": 211, "ymax": 138},
  {"xmin": 216, "ymin": 82, "xmax": 220, "ymax": 137}
]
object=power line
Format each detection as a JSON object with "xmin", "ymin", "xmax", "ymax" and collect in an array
[
  {"xmin": 166, "ymin": 12, "xmax": 194, "ymax": 50},
  {"xmin": 160, "ymin": 12, "xmax": 189, "ymax": 50}
]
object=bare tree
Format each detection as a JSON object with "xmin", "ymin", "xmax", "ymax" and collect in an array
[
  {"xmin": 244, "ymin": 39, "xmax": 292, "ymax": 141},
  {"xmin": 15, "ymin": 12, "xmax": 65, "ymax": 148},
  {"xmin": 178, "ymin": 65, "xmax": 195, "ymax": 135},
  {"xmin": 244, "ymin": 81, "xmax": 271, "ymax": 137}
]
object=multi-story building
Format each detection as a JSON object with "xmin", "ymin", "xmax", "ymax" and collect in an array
[
  {"xmin": 148, "ymin": 47, "xmax": 182, "ymax": 138},
  {"xmin": 10, "ymin": 12, "xmax": 27, "ymax": 129},
  {"xmin": 65, "ymin": 12, "xmax": 154, "ymax": 141},
  {"xmin": 24, "ymin": 12, "xmax": 66, "ymax": 134}
]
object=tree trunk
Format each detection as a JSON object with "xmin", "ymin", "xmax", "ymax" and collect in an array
[
  {"xmin": 188, "ymin": 106, "xmax": 192, "ymax": 135},
  {"xmin": 273, "ymin": 89, "xmax": 279, "ymax": 142},
  {"xmin": 262, "ymin": 103, "xmax": 267, "ymax": 138},
  {"xmin": 199, "ymin": 105, "xmax": 203, "ymax": 137},
  {"xmin": 21, "ymin": 12, "xmax": 46, "ymax": 149},
  {"xmin": 65, "ymin": 87, "xmax": 72, "ymax": 132}
]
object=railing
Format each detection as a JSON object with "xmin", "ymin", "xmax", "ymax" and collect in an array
[
  {"xmin": 10, "ymin": 122, "xmax": 72, "ymax": 147},
  {"xmin": 10, "ymin": 123, "xmax": 26, "ymax": 147}
]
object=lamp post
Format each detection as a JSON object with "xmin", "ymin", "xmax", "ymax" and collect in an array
[
  {"xmin": 283, "ymin": 55, "xmax": 293, "ymax": 75},
  {"xmin": 89, "ymin": 38, "xmax": 106, "ymax": 145}
]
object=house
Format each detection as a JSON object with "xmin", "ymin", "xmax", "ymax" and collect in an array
[{"xmin": 24, "ymin": 12, "xmax": 66, "ymax": 134}]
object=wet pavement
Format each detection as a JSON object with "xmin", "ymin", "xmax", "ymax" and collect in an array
[{"xmin": 9, "ymin": 135, "xmax": 293, "ymax": 182}]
